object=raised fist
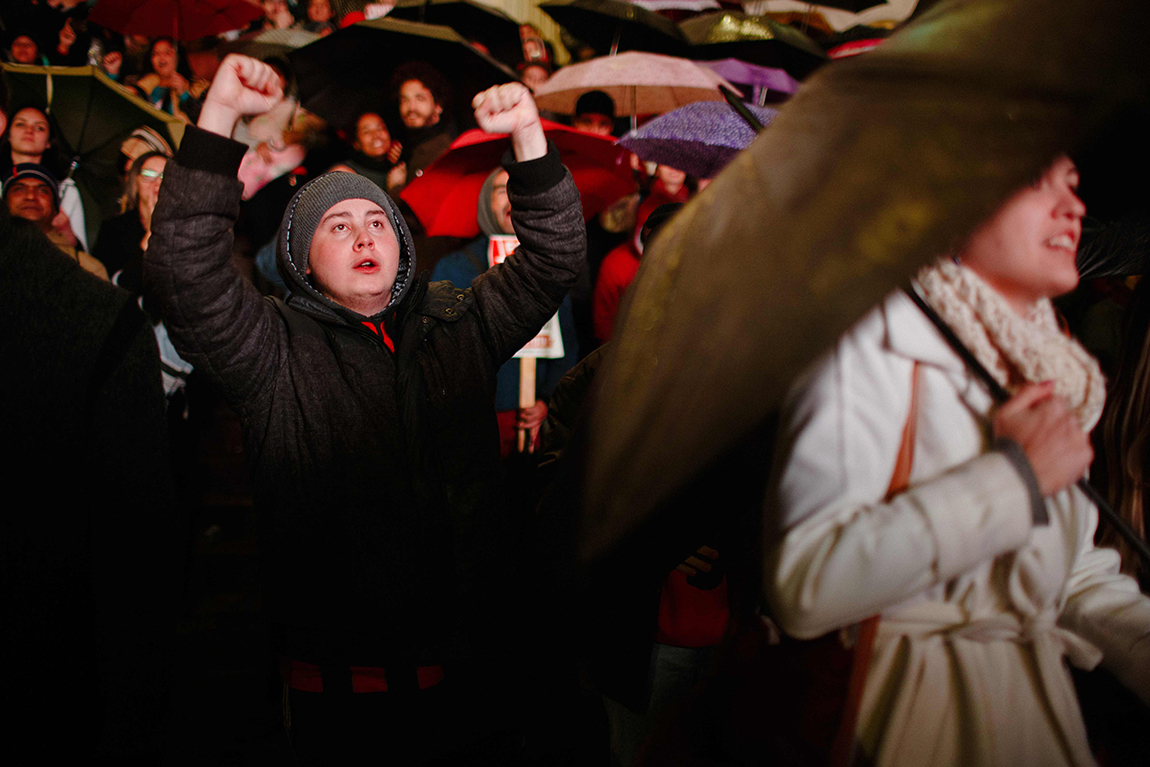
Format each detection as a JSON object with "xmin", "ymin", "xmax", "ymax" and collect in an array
[
  {"xmin": 199, "ymin": 55, "xmax": 285, "ymax": 137},
  {"xmin": 472, "ymin": 82, "xmax": 546, "ymax": 161}
]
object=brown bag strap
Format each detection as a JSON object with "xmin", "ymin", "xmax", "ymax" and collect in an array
[{"xmin": 829, "ymin": 361, "xmax": 920, "ymax": 767}]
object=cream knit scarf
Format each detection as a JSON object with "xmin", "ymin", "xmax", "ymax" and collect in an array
[{"xmin": 916, "ymin": 260, "xmax": 1106, "ymax": 431}]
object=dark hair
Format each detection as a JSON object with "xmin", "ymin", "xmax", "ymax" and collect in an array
[
  {"xmin": 389, "ymin": 62, "xmax": 451, "ymax": 111},
  {"xmin": 144, "ymin": 37, "xmax": 194, "ymax": 80}
]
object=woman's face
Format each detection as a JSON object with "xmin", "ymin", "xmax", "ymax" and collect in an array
[
  {"xmin": 9, "ymin": 108, "xmax": 49, "ymax": 157},
  {"xmin": 308, "ymin": 0, "xmax": 332, "ymax": 23},
  {"xmin": 354, "ymin": 113, "xmax": 391, "ymax": 159},
  {"xmin": 137, "ymin": 155, "xmax": 167, "ymax": 219},
  {"xmin": 151, "ymin": 40, "xmax": 176, "ymax": 78},
  {"xmin": 959, "ymin": 156, "xmax": 1085, "ymax": 312}
]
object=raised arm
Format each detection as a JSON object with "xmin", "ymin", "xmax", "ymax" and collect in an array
[
  {"xmin": 144, "ymin": 56, "xmax": 287, "ymax": 414},
  {"xmin": 468, "ymin": 83, "xmax": 586, "ymax": 362}
]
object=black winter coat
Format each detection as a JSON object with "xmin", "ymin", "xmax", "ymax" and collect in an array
[{"xmin": 146, "ymin": 127, "xmax": 586, "ymax": 668}]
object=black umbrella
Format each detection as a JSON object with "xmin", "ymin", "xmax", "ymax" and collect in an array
[
  {"xmin": 576, "ymin": 0, "xmax": 1150, "ymax": 563},
  {"xmin": 386, "ymin": 0, "xmax": 523, "ymax": 68},
  {"xmin": 287, "ymin": 17, "xmax": 519, "ymax": 129},
  {"xmin": 680, "ymin": 12, "xmax": 828, "ymax": 79},
  {"xmin": 2, "ymin": 63, "xmax": 185, "ymax": 249},
  {"xmin": 540, "ymin": 0, "xmax": 689, "ymax": 57},
  {"xmin": 813, "ymin": 0, "xmax": 889, "ymax": 12}
]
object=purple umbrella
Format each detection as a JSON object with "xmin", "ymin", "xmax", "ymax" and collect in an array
[
  {"xmin": 618, "ymin": 99, "xmax": 777, "ymax": 179},
  {"xmin": 699, "ymin": 58, "xmax": 798, "ymax": 105}
]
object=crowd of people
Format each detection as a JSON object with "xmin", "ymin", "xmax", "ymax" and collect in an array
[{"xmin": 2, "ymin": 0, "xmax": 1149, "ymax": 765}]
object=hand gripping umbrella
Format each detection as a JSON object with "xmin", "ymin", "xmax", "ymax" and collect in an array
[
  {"xmin": 400, "ymin": 120, "xmax": 634, "ymax": 238},
  {"xmin": 2, "ymin": 63, "xmax": 185, "ymax": 249},
  {"xmin": 575, "ymin": 0, "xmax": 1150, "ymax": 564}
]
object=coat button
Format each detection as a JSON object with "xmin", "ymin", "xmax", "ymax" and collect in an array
[
  {"xmin": 456, "ymin": 294, "xmax": 464, "ymax": 301},
  {"xmin": 444, "ymin": 308, "xmax": 454, "ymax": 315},
  {"xmin": 421, "ymin": 316, "xmax": 430, "ymax": 324}
]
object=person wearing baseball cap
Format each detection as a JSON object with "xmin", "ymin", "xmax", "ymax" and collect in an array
[{"xmin": 4, "ymin": 163, "xmax": 107, "ymax": 280}]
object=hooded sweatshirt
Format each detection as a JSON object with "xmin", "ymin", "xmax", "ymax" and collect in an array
[{"xmin": 145, "ymin": 125, "xmax": 585, "ymax": 668}]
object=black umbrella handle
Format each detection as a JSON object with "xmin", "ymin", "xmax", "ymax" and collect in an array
[
  {"xmin": 903, "ymin": 284, "xmax": 1150, "ymax": 571},
  {"xmin": 720, "ymin": 85, "xmax": 765, "ymax": 133}
]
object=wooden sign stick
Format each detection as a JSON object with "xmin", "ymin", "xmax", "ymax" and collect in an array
[{"xmin": 518, "ymin": 357, "xmax": 537, "ymax": 453}]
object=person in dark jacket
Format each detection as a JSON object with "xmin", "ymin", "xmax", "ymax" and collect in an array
[{"xmin": 144, "ymin": 54, "xmax": 586, "ymax": 764}]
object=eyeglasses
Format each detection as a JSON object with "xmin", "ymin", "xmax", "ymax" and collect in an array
[{"xmin": 139, "ymin": 168, "xmax": 164, "ymax": 181}]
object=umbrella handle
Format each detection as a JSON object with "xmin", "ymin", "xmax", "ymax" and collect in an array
[{"xmin": 720, "ymin": 86, "xmax": 765, "ymax": 133}]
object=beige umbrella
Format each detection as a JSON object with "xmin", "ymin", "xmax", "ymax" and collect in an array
[
  {"xmin": 575, "ymin": 0, "xmax": 1150, "ymax": 563},
  {"xmin": 532, "ymin": 51, "xmax": 736, "ymax": 117}
]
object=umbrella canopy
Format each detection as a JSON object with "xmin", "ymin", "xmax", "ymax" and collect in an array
[
  {"xmin": 2, "ymin": 63, "xmax": 185, "ymax": 249},
  {"xmin": 808, "ymin": 0, "xmax": 888, "ymax": 12},
  {"xmin": 400, "ymin": 120, "xmax": 633, "ymax": 237},
  {"xmin": 540, "ymin": 0, "xmax": 689, "ymax": 57},
  {"xmin": 386, "ymin": 0, "xmax": 523, "ymax": 67},
  {"xmin": 618, "ymin": 100, "xmax": 777, "ymax": 179},
  {"xmin": 88, "ymin": 0, "xmax": 263, "ymax": 41},
  {"xmin": 576, "ymin": 0, "xmax": 1150, "ymax": 563},
  {"xmin": 532, "ymin": 51, "xmax": 734, "ymax": 117},
  {"xmin": 698, "ymin": 58, "xmax": 798, "ymax": 104},
  {"xmin": 680, "ymin": 12, "xmax": 828, "ymax": 78},
  {"xmin": 287, "ymin": 17, "xmax": 519, "ymax": 128},
  {"xmin": 218, "ymin": 28, "xmax": 320, "ymax": 62}
]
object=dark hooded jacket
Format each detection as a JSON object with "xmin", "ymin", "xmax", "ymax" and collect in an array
[{"xmin": 145, "ymin": 126, "xmax": 585, "ymax": 668}]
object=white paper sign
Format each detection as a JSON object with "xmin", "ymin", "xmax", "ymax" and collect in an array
[{"xmin": 487, "ymin": 235, "xmax": 565, "ymax": 360}]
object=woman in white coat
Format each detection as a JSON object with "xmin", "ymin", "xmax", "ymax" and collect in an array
[{"xmin": 767, "ymin": 156, "xmax": 1150, "ymax": 767}]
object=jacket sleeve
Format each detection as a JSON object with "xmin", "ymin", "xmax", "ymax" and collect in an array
[
  {"xmin": 144, "ymin": 126, "xmax": 285, "ymax": 416},
  {"xmin": 765, "ymin": 307, "xmax": 1035, "ymax": 639},
  {"xmin": 469, "ymin": 143, "xmax": 586, "ymax": 364},
  {"xmin": 1058, "ymin": 495, "xmax": 1150, "ymax": 705}
]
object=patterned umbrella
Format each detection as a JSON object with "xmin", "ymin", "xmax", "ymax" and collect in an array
[
  {"xmin": 618, "ymin": 100, "xmax": 777, "ymax": 178},
  {"xmin": 532, "ymin": 51, "xmax": 734, "ymax": 117},
  {"xmin": 699, "ymin": 58, "xmax": 798, "ymax": 104}
]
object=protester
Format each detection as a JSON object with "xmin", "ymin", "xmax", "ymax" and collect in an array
[
  {"xmin": 255, "ymin": 0, "xmax": 301, "ymax": 32},
  {"xmin": 519, "ymin": 61, "xmax": 551, "ymax": 94},
  {"xmin": 1, "ymin": 105, "xmax": 89, "ymax": 251},
  {"xmin": 572, "ymin": 90, "xmax": 616, "ymax": 137},
  {"xmin": 767, "ymin": 156, "xmax": 1150, "ymax": 765},
  {"xmin": 133, "ymin": 37, "xmax": 209, "ymax": 123},
  {"xmin": 304, "ymin": 0, "xmax": 338, "ymax": 36},
  {"xmin": 0, "ymin": 200, "xmax": 179, "ymax": 762},
  {"xmin": 432, "ymin": 167, "xmax": 579, "ymax": 457},
  {"xmin": 6, "ymin": 30, "xmax": 42, "ymax": 65},
  {"xmin": 330, "ymin": 111, "xmax": 405, "ymax": 194},
  {"xmin": 594, "ymin": 175, "xmax": 689, "ymax": 343},
  {"xmin": 4, "ymin": 163, "xmax": 106, "ymax": 280},
  {"xmin": 145, "ymin": 54, "xmax": 585, "ymax": 763},
  {"xmin": 391, "ymin": 62, "xmax": 456, "ymax": 181}
]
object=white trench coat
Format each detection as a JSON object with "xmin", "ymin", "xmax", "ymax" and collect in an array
[{"xmin": 766, "ymin": 290, "xmax": 1150, "ymax": 767}]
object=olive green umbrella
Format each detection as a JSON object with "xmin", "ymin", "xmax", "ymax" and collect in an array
[
  {"xmin": 577, "ymin": 0, "xmax": 1150, "ymax": 563},
  {"xmin": 2, "ymin": 64, "xmax": 185, "ymax": 250}
]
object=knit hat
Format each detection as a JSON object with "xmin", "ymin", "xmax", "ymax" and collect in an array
[
  {"xmin": 476, "ymin": 167, "xmax": 511, "ymax": 238},
  {"xmin": 3, "ymin": 163, "xmax": 59, "ymax": 209},
  {"xmin": 276, "ymin": 170, "xmax": 416, "ymax": 319}
]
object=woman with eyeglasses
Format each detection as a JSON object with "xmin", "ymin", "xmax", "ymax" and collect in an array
[{"xmin": 95, "ymin": 151, "xmax": 168, "ymax": 295}]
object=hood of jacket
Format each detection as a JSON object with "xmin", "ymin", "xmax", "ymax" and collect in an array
[{"xmin": 275, "ymin": 170, "xmax": 417, "ymax": 325}]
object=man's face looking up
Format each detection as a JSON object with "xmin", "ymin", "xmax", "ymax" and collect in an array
[
  {"xmin": 399, "ymin": 79, "xmax": 442, "ymax": 130},
  {"xmin": 572, "ymin": 112, "xmax": 613, "ymax": 137},
  {"xmin": 6, "ymin": 177, "xmax": 55, "ymax": 229}
]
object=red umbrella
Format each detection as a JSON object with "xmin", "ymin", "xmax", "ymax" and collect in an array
[
  {"xmin": 89, "ymin": 0, "xmax": 264, "ymax": 41},
  {"xmin": 400, "ymin": 120, "xmax": 634, "ymax": 238}
]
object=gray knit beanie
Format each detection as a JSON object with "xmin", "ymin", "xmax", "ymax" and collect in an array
[{"xmin": 276, "ymin": 170, "xmax": 416, "ymax": 317}]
